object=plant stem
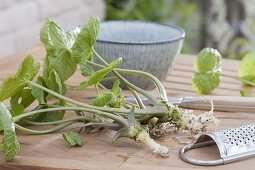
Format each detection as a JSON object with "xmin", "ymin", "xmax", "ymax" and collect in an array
[
  {"xmin": 24, "ymin": 79, "xmax": 167, "ymax": 115},
  {"xmin": 124, "ymin": 101, "xmax": 139, "ymax": 107},
  {"xmin": 14, "ymin": 106, "xmax": 128, "ymax": 127},
  {"xmin": 73, "ymin": 122, "xmax": 120, "ymax": 131},
  {"xmin": 98, "ymin": 83, "xmax": 108, "ymax": 90},
  {"xmin": 92, "ymin": 49, "xmax": 159, "ymax": 105},
  {"xmin": 221, "ymin": 73, "xmax": 255, "ymax": 87},
  {"xmin": 88, "ymin": 60, "xmax": 168, "ymax": 101},
  {"xmin": 100, "ymin": 76, "xmax": 118, "ymax": 82},
  {"xmin": 22, "ymin": 116, "xmax": 98, "ymax": 126},
  {"xmin": 15, "ymin": 122, "xmax": 73, "ymax": 134},
  {"xmin": 65, "ymin": 82, "xmax": 77, "ymax": 89},
  {"xmin": 95, "ymin": 84, "xmax": 100, "ymax": 94},
  {"xmin": 129, "ymin": 88, "xmax": 146, "ymax": 109}
]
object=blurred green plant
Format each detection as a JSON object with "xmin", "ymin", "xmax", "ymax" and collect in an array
[
  {"xmin": 104, "ymin": 0, "xmax": 198, "ymax": 53},
  {"xmin": 104, "ymin": 0, "xmax": 171, "ymax": 21}
]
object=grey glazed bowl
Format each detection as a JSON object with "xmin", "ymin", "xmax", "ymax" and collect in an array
[{"xmin": 94, "ymin": 20, "xmax": 185, "ymax": 90}]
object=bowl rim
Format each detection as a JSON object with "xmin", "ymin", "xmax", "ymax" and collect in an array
[{"xmin": 96, "ymin": 20, "xmax": 185, "ymax": 45}]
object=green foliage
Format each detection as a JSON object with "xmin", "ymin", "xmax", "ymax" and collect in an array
[
  {"xmin": 0, "ymin": 55, "xmax": 40, "ymax": 101},
  {"xmin": 239, "ymin": 52, "xmax": 255, "ymax": 84},
  {"xmin": 29, "ymin": 100, "xmax": 66, "ymax": 122},
  {"xmin": 0, "ymin": 103, "xmax": 20, "ymax": 161},
  {"xmin": 63, "ymin": 131, "xmax": 83, "ymax": 147},
  {"xmin": 80, "ymin": 61, "xmax": 95, "ymax": 76},
  {"xmin": 10, "ymin": 89, "xmax": 36, "ymax": 117},
  {"xmin": 194, "ymin": 48, "xmax": 222, "ymax": 73},
  {"xmin": 46, "ymin": 70, "xmax": 63, "ymax": 94},
  {"xmin": 19, "ymin": 89, "xmax": 36, "ymax": 108},
  {"xmin": 104, "ymin": 0, "xmax": 172, "ymax": 22},
  {"xmin": 111, "ymin": 79, "xmax": 121, "ymax": 95},
  {"xmin": 44, "ymin": 50, "xmax": 77, "ymax": 83},
  {"xmin": 16, "ymin": 55, "xmax": 41, "ymax": 81},
  {"xmin": 40, "ymin": 19, "xmax": 77, "ymax": 89},
  {"xmin": 104, "ymin": 0, "xmax": 197, "ymax": 54},
  {"xmin": 72, "ymin": 16, "xmax": 100, "ymax": 64},
  {"xmin": 91, "ymin": 80, "xmax": 122, "ymax": 107},
  {"xmin": 40, "ymin": 18, "xmax": 76, "ymax": 51},
  {"xmin": 108, "ymin": 80, "xmax": 123, "ymax": 108},
  {"xmin": 240, "ymin": 90, "xmax": 252, "ymax": 97},
  {"xmin": 10, "ymin": 95, "xmax": 24, "ymax": 117},
  {"xmin": 78, "ymin": 58, "xmax": 122, "ymax": 89},
  {"xmin": 0, "ymin": 77, "xmax": 27, "ymax": 102},
  {"xmin": 0, "ymin": 15, "xmax": 178, "ymax": 160},
  {"xmin": 192, "ymin": 73, "xmax": 220, "ymax": 94},
  {"xmin": 91, "ymin": 92, "xmax": 114, "ymax": 107},
  {"xmin": 192, "ymin": 48, "xmax": 222, "ymax": 94},
  {"xmin": 31, "ymin": 76, "xmax": 48, "ymax": 104}
]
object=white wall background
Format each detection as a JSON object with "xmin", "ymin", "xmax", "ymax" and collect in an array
[{"xmin": 0, "ymin": 0, "xmax": 105, "ymax": 58}]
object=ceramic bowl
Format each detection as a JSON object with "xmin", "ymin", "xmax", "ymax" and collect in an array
[{"xmin": 94, "ymin": 20, "xmax": 185, "ymax": 90}]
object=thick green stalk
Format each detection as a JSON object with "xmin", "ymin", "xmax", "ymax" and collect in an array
[{"xmin": 92, "ymin": 48, "xmax": 159, "ymax": 105}]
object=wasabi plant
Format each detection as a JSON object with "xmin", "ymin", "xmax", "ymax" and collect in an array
[
  {"xmin": 0, "ymin": 16, "xmax": 218, "ymax": 161},
  {"xmin": 192, "ymin": 48, "xmax": 255, "ymax": 94}
]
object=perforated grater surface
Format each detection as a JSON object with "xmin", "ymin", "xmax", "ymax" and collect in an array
[{"xmin": 179, "ymin": 124, "xmax": 255, "ymax": 166}]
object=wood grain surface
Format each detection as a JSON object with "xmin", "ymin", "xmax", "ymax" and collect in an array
[{"xmin": 0, "ymin": 45, "xmax": 253, "ymax": 170}]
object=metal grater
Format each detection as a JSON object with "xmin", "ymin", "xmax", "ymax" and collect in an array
[{"xmin": 179, "ymin": 124, "xmax": 255, "ymax": 166}]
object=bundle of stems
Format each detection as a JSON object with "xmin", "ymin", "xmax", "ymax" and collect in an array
[{"xmin": 0, "ymin": 16, "xmax": 219, "ymax": 161}]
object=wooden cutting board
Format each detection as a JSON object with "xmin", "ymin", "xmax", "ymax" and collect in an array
[{"xmin": 0, "ymin": 45, "xmax": 254, "ymax": 170}]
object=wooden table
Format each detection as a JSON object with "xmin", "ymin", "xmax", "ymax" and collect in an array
[{"xmin": 0, "ymin": 45, "xmax": 254, "ymax": 170}]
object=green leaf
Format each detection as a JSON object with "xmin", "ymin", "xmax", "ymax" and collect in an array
[
  {"xmin": 240, "ymin": 90, "xmax": 252, "ymax": 97},
  {"xmin": 78, "ymin": 58, "xmax": 122, "ymax": 89},
  {"xmin": 40, "ymin": 19, "xmax": 75, "ymax": 51},
  {"xmin": 31, "ymin": 76, "xmax": 48, "ymax": 104},
  {"xmin": 10, "ymin": 89, "xmax": 36, "ymax": 116},
  {"xmin": 66, "ymin": 27, "xmax": 80, "ymax": 45},
  {"xmin": 91, "ymin": 92, "xmax": 114, "ymax": 106},
  {"xmin": 19, "ymin": 89, "xmax": 36, "ymax": 108},
  {"xmin": 80, "ymin": 61, "xmax": 95, "ymax": 76},
  {"xmin": 10, "ymin": 88, "xmax": 37, "ymax": 117},
  {"xmin": 0, "ymin": 103, "xmax": 20, "ymax": 161},
  {"xmin": 29, "ymin": 100, "xmax": 66, "ymax": 122},
  {"xmin": 63, "ymin": 131, "xmax": 83, "ymax": 147},
  {"xmin": 0, "ymin": 77, "xmax": 27, "ymax": 102},
  {"xmin": 16, "ymin": 55, "xmax": 40, "ymax": 81},
  {"xmin": 46, "ymin": 70, "xmax": 63, "ymax": 94},
  {"xmin": 194, "ymin": 48, "xmax": 222, "ymax": 73},
  {"xmin": 44, "ymin": 50, "xmax": 77, "ymax": 82},
  {"xmin": 71, "ymin": 16, "xmax": 100, "ymax": 63},
  {"xmin": 192, "ymin": 73, "xmax": 220, "ymax": 94},
  {"xmin": 0, "ymin": 55, "xmax": 40, "ymax": 102},
  {"xmin": 108, "ymin": 80, "xmax": 122, "ymax": 108},
  {"xmin": 10, "ymin": 95, "xmax": 24, "ymax": 117},
  {"xmin": 41, "ymin": 19, "xmax": 77, "ymax": 83},
  {"xmin": 108, "ymin": 95, "xmax": 119, "ymax": 108},
  {"xmin": 111, "ymin": 79, "xmax": 121, "ymax": 95},
  {"xmin": 239, "ymin": 52, "xmax": 255, "ymax": 84},
  {"xmin": 192, "ymin": 48, "xmax": 222, "ymax": 94},
  {"xmin": 42, "ymin": 99, "xmax": 66, "ymax": 122}
]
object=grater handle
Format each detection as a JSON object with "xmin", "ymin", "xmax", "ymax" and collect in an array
[
  {"xmin": 180, "ymin": 96, "xmax": 255, "ymax": 113},
  {"xmin": 179, "ymin": 142, "xmax": 224, "ymax": 166}
]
